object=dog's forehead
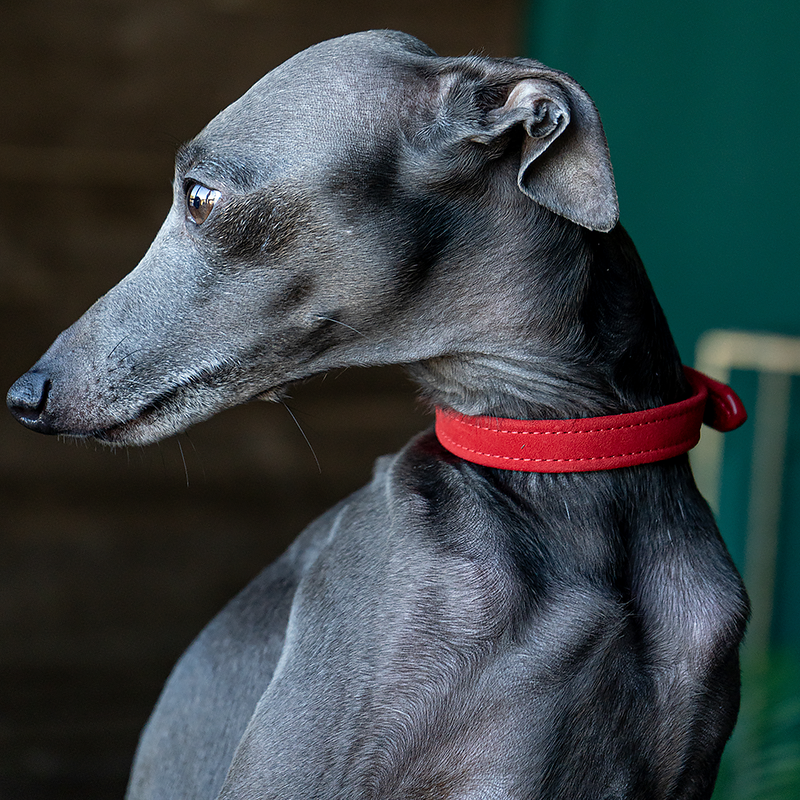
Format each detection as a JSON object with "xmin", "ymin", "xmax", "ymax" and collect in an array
[{"xmin": 189, "ymin": 32, "xmax": 435, "ymax": 174}]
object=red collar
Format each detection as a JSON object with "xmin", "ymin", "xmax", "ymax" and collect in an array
[{"xmin": 434, "ymin": 367, "xmax": 746, "ymax": 473}]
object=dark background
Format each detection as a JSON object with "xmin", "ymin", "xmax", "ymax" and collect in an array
[
  {"xmin": 0, "ymin": 3, "xmax": 520, "ymax": 797},
  {"xmin": 4, "ymin": 1, "xmax": 800, "ymax": 798}
]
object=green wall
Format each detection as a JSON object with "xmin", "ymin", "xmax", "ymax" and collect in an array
[{"xmin": 525, "ymin": 0, "xmax": 799, "ymax": 359}]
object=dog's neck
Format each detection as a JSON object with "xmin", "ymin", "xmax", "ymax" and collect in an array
[{"xmin": 408, "ymin": 224, "xmax": 687, "ymax": 422}]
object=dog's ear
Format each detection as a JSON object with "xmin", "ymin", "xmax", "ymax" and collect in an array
[{"xmin": 469, "ymin": 73, "xmax": 619, "ymax": 232}]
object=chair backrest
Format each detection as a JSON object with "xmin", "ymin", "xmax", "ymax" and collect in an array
[{"xmin": 693, "ymin": 330, "xmax": 800, "ymax": 656}]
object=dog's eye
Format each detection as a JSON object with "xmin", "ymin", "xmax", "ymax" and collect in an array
[{"xmin": 186, "ymin": 182, "xmax": 220, "ymax": 225}]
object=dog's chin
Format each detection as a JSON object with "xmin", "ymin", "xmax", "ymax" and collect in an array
[
  {"xmin": 92, "ymin": 406, "xmax": 208, "ymax": 447},
  {"xmin": 87, "ymin": 384, "xmax": 287, "ymax": 447}
]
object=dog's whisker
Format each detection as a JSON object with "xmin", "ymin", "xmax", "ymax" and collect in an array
[
  {"xmin": 315, "ymin": 315, "xmax": 366, "ymax": 338},
  {"xmin": 183, "ymin": 431, "xmax": 206, "ymax": 483},
  {"xmin": 282, "ymin": 401, "xmax": 321, "ymax": 473},
  {"xmin": 118, "ymin": 347, "xmax": 147, "ymax": 363},
  {"xmin": 176, "ymin": 438, "xmax": 190, "ymax": 488},
  {"xmin": 107, "ymin": 333, "xmax": 133, "ymax": 359}
]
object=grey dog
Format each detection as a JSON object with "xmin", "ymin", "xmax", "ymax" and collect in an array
[{"xmin": 7, "ymin": 30, "xmax": 748, "ymax": 800}]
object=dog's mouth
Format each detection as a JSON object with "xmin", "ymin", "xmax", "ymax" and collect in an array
[
  {"xmin": 33, "ymin": 360, "xmax": 292, "ymax": 447},
  {"xmin": 93, "ymin": 377, "xmax": 288, "ymax": 446}
]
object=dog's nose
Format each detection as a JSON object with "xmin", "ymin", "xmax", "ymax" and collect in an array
[{"xmin": 7, "ymin": 370, "xmax": 57, "ymax": 434}]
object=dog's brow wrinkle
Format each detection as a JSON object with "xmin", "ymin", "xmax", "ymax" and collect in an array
[
  {"xmin": 202, "ymin": 157, "xmax": 259, "ymax": 190},
  {"xmin": 176, "ymin": 142, "xmax": 258, "ymax": 190},
  {"xmin": 175, "ymin": 141, "xmax": 200, "ymax": 173}
]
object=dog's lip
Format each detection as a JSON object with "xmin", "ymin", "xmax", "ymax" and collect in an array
[
  {"xmin": 92, "ymin": 403, "xmax": 169, "ymax": 443},
  {"xmin": 89, "ymin": 375, "xmax": 288, "ymax": 444}
]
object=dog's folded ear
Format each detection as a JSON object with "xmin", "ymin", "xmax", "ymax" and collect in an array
[{"xmin": 463, "ymin": 71, "xmax": 619, "ymax": 232}]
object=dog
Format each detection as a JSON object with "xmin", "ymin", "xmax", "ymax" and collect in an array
[{"xmin": 7, "ymin": 30, "xmax": 748, "ymax": 800}]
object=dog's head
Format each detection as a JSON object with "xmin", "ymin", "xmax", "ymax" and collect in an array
[{"xmin": 8, "ymin": 30, "xmax": 618, "ymax": 444}]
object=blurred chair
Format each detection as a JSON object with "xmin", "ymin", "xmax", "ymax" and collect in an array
[{"xmin": 692, "ymin": 330, "xmax": 800, "ymax": 657}]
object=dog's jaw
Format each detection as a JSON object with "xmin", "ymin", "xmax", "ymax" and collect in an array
[
  {"xmin": 90, "ymin": 380, "xmax": 289, "ymax": 447},
  {"xmin": 7, "ymin": 348, "xmax": 293, "ymax": 446}
]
